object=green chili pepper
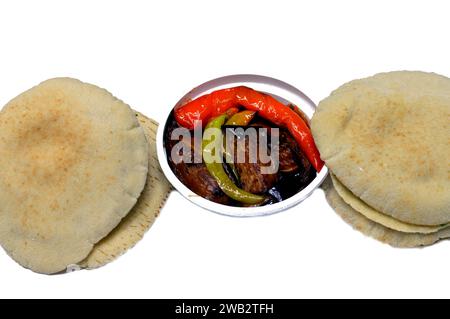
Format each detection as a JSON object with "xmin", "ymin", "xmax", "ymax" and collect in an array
[
  {"xmin": 202, "ymin": 114, "xmax": 266, "ymax": 205},
  {"xmin": 225, "ymin": 110, "xmax": 256, "ymax": 126}
]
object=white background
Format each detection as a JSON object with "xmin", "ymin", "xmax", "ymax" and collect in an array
[{"xmin": 0, "ymin": 0, "xmax": 449, "ymax": 299}]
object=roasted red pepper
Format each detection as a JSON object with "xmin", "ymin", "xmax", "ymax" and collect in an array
[{"xmin": 175, "ymin": 86, "xmax": 324, "ymax": 172}]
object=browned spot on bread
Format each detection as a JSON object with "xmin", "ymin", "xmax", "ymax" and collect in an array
[{"xmin": 5, "ymin": 93, "xmax": 92, "ymax": 192}]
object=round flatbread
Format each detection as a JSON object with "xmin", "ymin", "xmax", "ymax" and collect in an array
[
  {"xmin": 79, "ymin": 113, "xmax": 171, "ymax": 269},
  {"xmin": 330, "ymin": 174, "xmax": 448, "ymax": 234},
  {"xmin": 0, "ymin": 78, "xmax": 149, "ymax": 274},
  {"xmin": 312, "ymin": 71, "xmax": 450, "ymax": 226},
  {"xmin": 322, "ymin": 177, "xmax": 450, "ymax": 248}
]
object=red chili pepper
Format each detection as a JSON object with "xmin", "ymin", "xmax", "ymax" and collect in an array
[{"xmin": 174, "ymin": 86, "xmax": 324, "ymax": 172}]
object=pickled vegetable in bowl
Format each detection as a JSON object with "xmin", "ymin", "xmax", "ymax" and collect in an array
[{"xmin": 163, "ymin": 86, "xmax": 323, "ymax": 207}]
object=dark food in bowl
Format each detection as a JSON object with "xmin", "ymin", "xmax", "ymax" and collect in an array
[
  {"xmin": 164, "ymin": 86, "xmax": 321, "ymax": 207},
  {"xmin": 165, "ymin": 116, "xmax": 231, "ymax": 205}
]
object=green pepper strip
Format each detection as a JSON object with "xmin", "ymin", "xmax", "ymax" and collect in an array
[
  {"xmin": 225, "ymin": 110, "xmax": 256, "ymax": 126},
  {"xmin": 202, "ymin": 114, "xmax": 266, "ymax": 205}
]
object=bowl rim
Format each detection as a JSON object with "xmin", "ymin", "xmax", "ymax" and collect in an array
[{"xmin": 156, "ymin": 74, "xmax": 328, "ymax": 217}]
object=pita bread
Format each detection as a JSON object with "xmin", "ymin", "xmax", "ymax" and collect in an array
[
  {"xmin": 312, "ymin": 71, "xmax": 450, "ymax": 226},
  {"xmin": 0, "ymin": 78, "xmax": 149, "ymax": 274},
  {"xmin": 322, "ymin": 177, "xmax": 450, "ymax": 248},
  {"xmin": 330, "ymin": 174, "xmax": 447, "ymax": 234},
  {"xmin": 79, "ymin": 113, "xmax": 171, "ymax": 269}
]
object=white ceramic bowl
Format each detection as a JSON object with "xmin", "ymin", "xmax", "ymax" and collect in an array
[{"xmin": 156, "ymin": 74, "xmax": 328, "ymax": 217}]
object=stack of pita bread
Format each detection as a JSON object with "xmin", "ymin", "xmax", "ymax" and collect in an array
[
  {"xmin": 0, "ymin": 78, "xmax": 170, "ymax": 274},
  {"xmin": 312, "ymin": 71, "xmax": 450, "ymax": 247}
]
